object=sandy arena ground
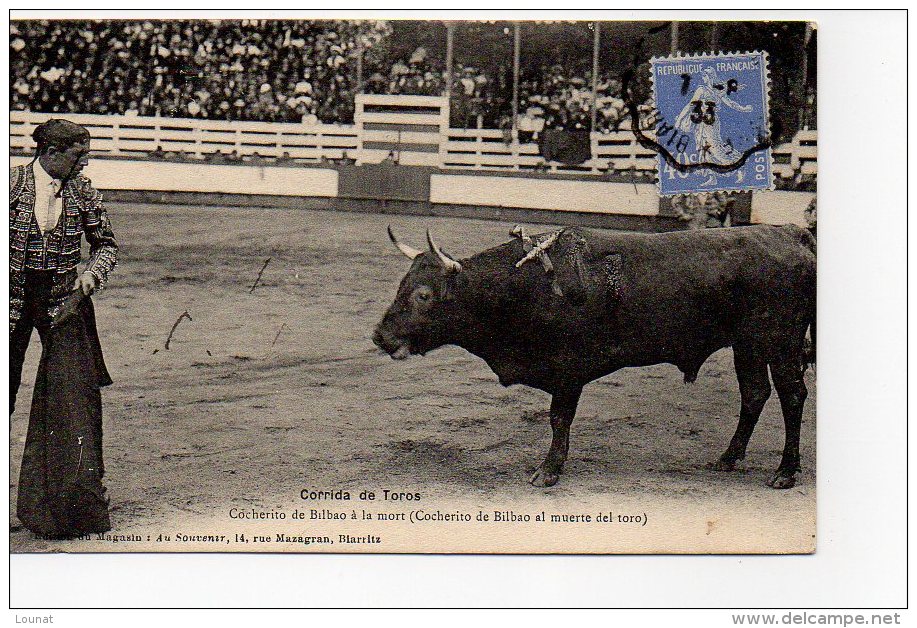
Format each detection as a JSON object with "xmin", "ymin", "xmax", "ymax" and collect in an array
[{"xmin": 9, "ymin": 202, "xmax": 816, "ymax": 553}]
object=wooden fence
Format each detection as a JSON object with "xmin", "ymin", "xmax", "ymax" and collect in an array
[
  {"xmin": 10, "ymin": 110, "xmax": 816, "ymax": 178},
  {"xmin": 9, "ymin": 111, "xmax": 359, "ymax": 162},
  {"xmin": 354, "ymin": 94, "xmax": 449, "ymax": 168},
  {"xmin": 442, "ymin": 123, "xmax": 659, "ymax": 175}
]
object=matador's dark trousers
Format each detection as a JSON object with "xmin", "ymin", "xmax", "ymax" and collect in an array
[{"xmin": 10, "ymin": 271, "xmax": 55, "ymax": 416}]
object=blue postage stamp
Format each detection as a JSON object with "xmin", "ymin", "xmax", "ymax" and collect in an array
[{"xmin": 649, "ymin": 51, "xmax": 773, "ymax": 196}]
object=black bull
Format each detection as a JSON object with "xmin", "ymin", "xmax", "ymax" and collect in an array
[{"xmin": 373, "ymin": 225, "xmax": 816, "ymax": 489}]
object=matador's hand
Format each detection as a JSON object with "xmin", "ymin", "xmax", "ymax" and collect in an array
[{"xmin": 74, "ymin": 272, "xmax": 97, "ymax": 296}]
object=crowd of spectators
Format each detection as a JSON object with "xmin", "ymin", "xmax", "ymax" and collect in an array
[
  {"xmin": 361, "ymin": 47, "xmax": 651, "ymax": 133},
  {"xmin": 11, "ymin": 20, "xmax": 661, "ymax": 133},
  {"xmin": 143, "ymin": 145, "xmax": 357, "ymax": 167},
  {"xmin": 516, "ymin": 63, "xmax": 653, "ymax": 135},
  {"xmin": 10, "ymin": 19, "xmax": 390, "ymax": 124}
]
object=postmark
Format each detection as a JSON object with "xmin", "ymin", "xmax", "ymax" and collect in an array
[{"xmin": 647, "ymin": 51, "xmax": 773, "ymax": 195}]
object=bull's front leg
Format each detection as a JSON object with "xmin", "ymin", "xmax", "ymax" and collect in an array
[{"xmin": 530, "ymin": 387, "xmax": 582, "ymax": 488}]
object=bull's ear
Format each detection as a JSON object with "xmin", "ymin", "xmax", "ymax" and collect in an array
[
  {"xmin": 440, "ymin": 271, "xmax": 465, "ymax": 302},
  {"xmin": 441, "ymin": 282, "xmax": 455, "ymax": 302},
  {"xmin": 427, "ymin": 230, "xmax": 462, "ymax": 273}
]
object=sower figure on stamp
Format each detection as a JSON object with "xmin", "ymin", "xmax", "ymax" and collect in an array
[
  {"xmin": 10, "ymin": 119, "xmax": 118, "ymax": 538},
  {"xmin": 674, "ymin": 67, "xmax": 753, "ymax": 188}
]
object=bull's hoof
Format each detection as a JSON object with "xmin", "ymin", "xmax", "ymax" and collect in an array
[
  {"xmin": 530, "ymin": 464, "xmax": 560, "ymax": 488},
  {"xmin": 712, "ymin": 458, "xmax": 737, "ymax": 472},
  {"xmin": 767, "ymin": 470, "xmax": 798, "ymax": 489}
]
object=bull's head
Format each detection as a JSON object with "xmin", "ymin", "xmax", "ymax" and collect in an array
[{"xmin": 373, "ymin": 227, "xmax": 464, "ymax": 360}]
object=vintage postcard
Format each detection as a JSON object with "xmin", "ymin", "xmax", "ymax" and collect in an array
[{"xmin": 9, "ymin": 17, "xmax": 816, "ymax": 554}]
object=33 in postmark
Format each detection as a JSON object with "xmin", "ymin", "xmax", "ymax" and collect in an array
[{"xmin": 649, "ymin": 51, "xmax": 773, "ymax": 195}]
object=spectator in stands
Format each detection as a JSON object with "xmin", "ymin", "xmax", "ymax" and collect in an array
[
  {"xmin": 672, "ymin": 192, "xmax": 736, "ymax": 229},
  {"xmin": 244, "ymin": 151, "xmax": 266, "ymax": 166}
]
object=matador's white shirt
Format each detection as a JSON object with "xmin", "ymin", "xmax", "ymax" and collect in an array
[{"xmin": 31, "ymin": 162, "xmax": 63, "ymax": 234}]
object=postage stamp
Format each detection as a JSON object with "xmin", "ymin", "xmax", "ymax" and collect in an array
[{"xmin": 650, "ymin": 51, "xmax": 773, "ymax": 195}]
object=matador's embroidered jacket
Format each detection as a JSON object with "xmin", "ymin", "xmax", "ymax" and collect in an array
[{"xmin": 9, "ymin": 164, "xmax": 118, "ymax": 334}]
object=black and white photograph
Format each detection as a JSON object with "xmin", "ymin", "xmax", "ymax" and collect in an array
[{"xmin": 7, "ymin": 14, "xmax": 824, "ymax": 556}]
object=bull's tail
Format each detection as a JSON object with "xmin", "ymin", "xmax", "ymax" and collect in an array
[
  {"xmin": 804, "ymin": 314, "xmax": 816, "ymax": 370},
  {"xmin": 795, "ymin": 224, "xmax": 817, "ymax": 371},
  {"xmin": 804, "ymin": 236, "xmax": 816, "ymax": 371},
  {"xmin": 806, "ymin": 229, "xmax": 816, "ymax": 370}
]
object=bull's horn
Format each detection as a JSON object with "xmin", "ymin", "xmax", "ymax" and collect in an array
[
  {"xmin": 388, "ymin": 226, "xmax": 422, "ymax": 260},
  {"xmin": 426, "ymin": 230, "xmax": 462, "ymax": 273}
]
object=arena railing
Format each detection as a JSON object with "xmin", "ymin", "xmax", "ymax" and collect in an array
[
  {"xmin": 9, "ymin": 110, "xmax": 816, "ymax": 179},
  {"xmin": 9, "ymin": 111, "xmax": 360, "ymax": 162},
  {"xmin": 442, "ymin": 125, "xmax": 658, "ymax": 175}
]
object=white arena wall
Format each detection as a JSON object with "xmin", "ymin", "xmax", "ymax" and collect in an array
[
  {"xmin": 10, "ymin": 155, "xmax": 813, "ymax": 227},
  {"xmin": 430, "ymin": 174, "xmax": 660, "ymax": 216},
  {"xmin": 750, "ymin": 190, "xmax": 816, "ymax": 227},
  {"xmin": 9, "ymin": 155, "xmax": 339, "ymax": 198}
]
